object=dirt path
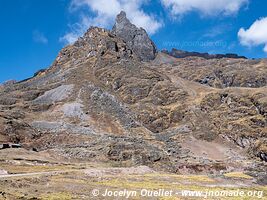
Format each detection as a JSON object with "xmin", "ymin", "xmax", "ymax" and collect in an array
[
  {"xmin": 0, "ymin": 166, "xmax": 154, "ymax": 179},
  {"xmin": 0, "ymin": 170, "xmax": 70, "ymax": 179}
]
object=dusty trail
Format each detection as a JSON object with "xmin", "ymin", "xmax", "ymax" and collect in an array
[{"xmin": 0, "ymin": 170, "xmax": 70, "ymax": 179}]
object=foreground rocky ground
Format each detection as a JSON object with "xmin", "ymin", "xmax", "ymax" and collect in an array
[
  {"xmin": 0, "ymin": 149, "xmax": 266, "ymax": 200},
  {"xmin": 0, "ymin": 11, "xmax": 266, "ymax": 199}
]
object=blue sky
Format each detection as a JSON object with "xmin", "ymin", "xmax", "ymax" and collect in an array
[{"xmin": 0, "ymin": 0, "xmax": 267, "ymax": 83}]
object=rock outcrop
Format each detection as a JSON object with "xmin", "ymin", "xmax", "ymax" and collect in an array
[{"xmin": 112, "ymin": 11, "xmax": 157, "ymax": 61}]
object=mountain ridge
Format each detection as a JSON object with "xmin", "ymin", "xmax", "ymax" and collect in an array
[{"xmin": 162, "ymin": 48, "xmax": 247, "ymax": 60}]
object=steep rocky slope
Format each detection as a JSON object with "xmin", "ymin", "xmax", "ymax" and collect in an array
[{"xmin": 0, "ymin": 12, "xmax": 266, "ymax": 179}]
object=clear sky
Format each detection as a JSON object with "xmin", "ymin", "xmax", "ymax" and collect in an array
[{"xmin": 0, "ymin": 0, "xmax": 267, "ymax": 83}]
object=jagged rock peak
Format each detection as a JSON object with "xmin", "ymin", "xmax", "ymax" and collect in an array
[{"xmin": 112, "ymin": 11, "xmax": 157, "ymax": 62}]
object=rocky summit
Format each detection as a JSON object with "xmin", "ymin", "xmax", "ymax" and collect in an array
[
  {"xmin": 112, "ymin": 11, "xmax": 157, "ymax": 61},
  {"xmin": 0, "ymin": 11, "xmax": 267, "ymax": 197}
]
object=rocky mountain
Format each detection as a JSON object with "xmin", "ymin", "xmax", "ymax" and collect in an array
[{"xmin": 0, "ymin": 11, "xmax": 266, "ymax": 181}]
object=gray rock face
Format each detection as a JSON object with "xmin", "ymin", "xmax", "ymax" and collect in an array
[
  {"xmin": 112, "ymin": 11, "xmax": 157, "ymax": 61},
  {"xmin": 33, "ymin": 84, "xmax": 74, "ymax": 104}
]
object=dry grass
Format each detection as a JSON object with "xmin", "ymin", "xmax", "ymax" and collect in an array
[
  {"xmin": 223, "ymin": 172, "xmax": 253, "ymax": 179},
  {"xmin": 1, "ymin": 168, "xmax": 267, "ymax": 200}
]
